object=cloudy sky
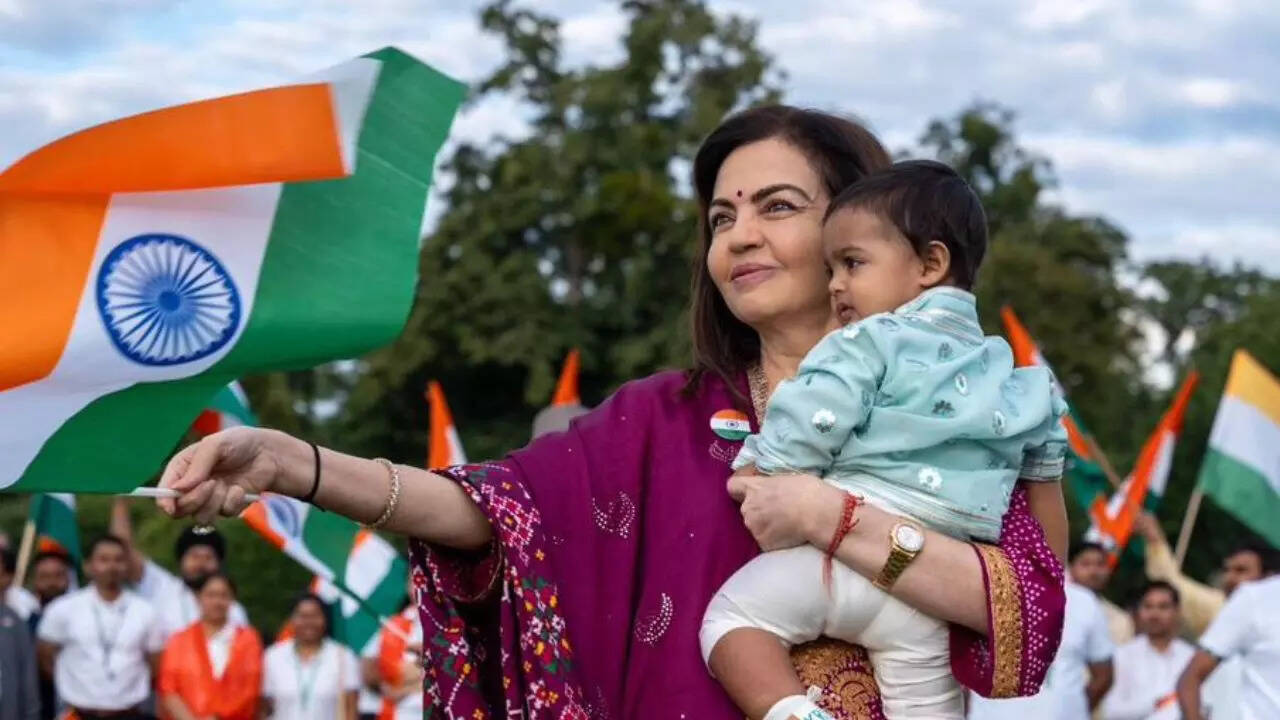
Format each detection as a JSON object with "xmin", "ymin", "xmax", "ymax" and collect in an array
[{"xmin": 3, "ymin": 0, "xmax": 1277, "ymax": 272}]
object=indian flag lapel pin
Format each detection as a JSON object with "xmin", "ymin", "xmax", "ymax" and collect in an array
[{"xmin": 710, "ymin": 409, "xmax": 751, "ymax": 441}]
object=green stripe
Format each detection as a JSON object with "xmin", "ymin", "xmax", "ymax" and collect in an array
[
  {"xmin": 12, "ymin": 50, "xmax": 463, "ymax": 493},
  {"xmin": 30, "ymin": 494, "xmax": 81, "ymax": 562},
  {"xmin": 208, "ymin": 384, "xmax": 257, "ymax": 426},
  {"xmin": 330, "ymin": 557, "xmax": 408, "ymax": 652},
  {"xmin": 300, "ymin": 509, "xmax": 363, "ymax": 577},
  {"xmin": 1199, "ymin": 449, "xmax": 1280, "ymax": 548}
]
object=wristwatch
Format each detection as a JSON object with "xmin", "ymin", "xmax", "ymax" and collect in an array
[{"xmin": 872, "ymin": 522, "xmax": 925, "ymax": 591}]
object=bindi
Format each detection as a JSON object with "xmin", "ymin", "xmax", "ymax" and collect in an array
[{"xmin": 736, "ymin": 190, "xmax": 743, "ymax": 198}]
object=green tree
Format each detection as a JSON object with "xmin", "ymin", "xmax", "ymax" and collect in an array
[{"xmin": 331, "ymin": 0, "xmax": 783, "ymax": 463}]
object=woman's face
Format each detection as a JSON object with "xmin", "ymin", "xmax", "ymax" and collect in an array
[
  {"xmin": 706, "ymin": 137, "xmax": 833, "ymax": 333},
  {"xmin": 197, "ymin": 577, "xmax": 233, "ymax": 625},
  {"xmin": 292, "ymin": 600, "xmax": 328, "ymax": 643}
]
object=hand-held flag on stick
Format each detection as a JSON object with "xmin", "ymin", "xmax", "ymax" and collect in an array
[
  {"xmin": 1193, "ymin": 351, "xmax": 1280, "ymax": 549},
  {"xmin": 0, "ymin": 48, "xmax": 464, "ymax": 493},
  {"xmin": 1086, "ymin": 371, "xmax": 1199, "ymax": 565}
]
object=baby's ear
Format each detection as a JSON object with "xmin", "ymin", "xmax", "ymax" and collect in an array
[{"xmin": 920, "ymin": 240, "xmax": 952, "ymax": 287}]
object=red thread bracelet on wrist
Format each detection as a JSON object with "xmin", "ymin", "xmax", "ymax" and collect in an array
[{"xmin": 823, "ymin": 492, "xmax": 861, "ymax": 591}]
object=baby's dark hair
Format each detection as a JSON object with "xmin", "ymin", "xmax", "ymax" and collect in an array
[{"xmin": 823, "ymin": 159, "xmax": 988, "ymax": 290}]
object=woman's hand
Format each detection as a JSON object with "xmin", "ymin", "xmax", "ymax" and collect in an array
[
  {"xmin": 726, "ymin": 472, "xmax": 842, "ymax": 551},
  {"xmin": 156, "ymin": 426, "xmax": 284, "ymax": 523}
]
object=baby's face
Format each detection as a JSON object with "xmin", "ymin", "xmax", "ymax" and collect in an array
[{"xmin": 823, "ymin": 207, "xmax": 927, "ymax": 326}]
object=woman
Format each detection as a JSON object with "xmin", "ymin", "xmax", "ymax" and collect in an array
[
  {"xmin": 261, "ymin": 594, "xmax": 360, "ymax": 720},
  {"xmin": 158, "ymin": 573, "xmax": 263, "ymax": 720},
  {"xmin": 159, "ymin": 105, "xmax": 1067, "ymax": 719}
]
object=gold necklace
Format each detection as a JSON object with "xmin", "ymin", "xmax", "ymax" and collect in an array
[{"xmin": 747, "ymin": 361, "xmax": 769, "ymax": 422}]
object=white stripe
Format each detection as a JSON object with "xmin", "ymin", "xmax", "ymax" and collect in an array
[
  {"xmin": 300, "ymin": 58, "xmax": 381, "ymax": 175},
  {"xmin": 262, "ymin": 495, "xmax": 334, "ymax": 580},
  {"xmin": 446, "ymin": 426, "xmax": 468, "ymax": 465},
  {"xmin": 228, "ymin": 380, "xmax": 251, "ymax": 410},
  {"xmin": 0, "ymin": 184, "xmax": 280, "ymax": 488},
  {"xmin": 49, "ymin": 493, "xmax": 75, "ymax": 510},
  {"xmin": 1209, "ymin": 396, "xmax": 1280, "ymax": 493},
  {"xmin": 339, "ymin": 534, "xmax": 398, "ymax": 618},
  {"xmin": 1148, "ymin": 429, "xmax": 1176, "ymax": 497}
]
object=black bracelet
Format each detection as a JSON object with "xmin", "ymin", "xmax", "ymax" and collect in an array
[{"xmin": 302, "ymin": 441, "xmax": 323, "ymax": 508}]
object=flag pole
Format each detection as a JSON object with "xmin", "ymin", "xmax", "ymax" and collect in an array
[
  {"xmin": 1173, "ymin": 486, "xmax": 1205, "ymax": 571},
  {"xmin": 1083, "ymin": 433, "xmax": 1124, "ymax": 489},
  {"xmin": 13, "ymin": 516, "xmax": 36, "ymax": 588}
]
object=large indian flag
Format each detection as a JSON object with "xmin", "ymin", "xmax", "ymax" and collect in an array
[
  {"xmin": 0, "ymin": 47, "xmax": 463, "ymax": 492},
  {"xmin": 1198, "ymin": 350, "xmax": 1280, "ymax": 548}
]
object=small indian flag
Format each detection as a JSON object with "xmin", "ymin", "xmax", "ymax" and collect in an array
[
  {"xmin": 1198, "ymin": 350, "xmax": 1280, "ymax": 548},
  {"xmin": 710, "ymin": 409, "xmax": 751, "ymax": 441},
  {"xmin": 191, "ymin": 382, "xmax": 257, "ymax": 436},
  {"xmin": 311, "ymin": 530, "xmax": 407, "ymax": 653},
  {"xmin": 0, "ymin": 47, "xmax": 464, "ymax": 492},
  {"xmin": 29, "ymin": 493, "xmax": 80, "ymax": 563},
  {"xmin": 426, "ymin": 380, "xmax": 467, "ymax": 469}
]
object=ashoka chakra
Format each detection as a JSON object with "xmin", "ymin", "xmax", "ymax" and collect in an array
[{"xmin": 96, "ymin": 234, "xmax": 242, "ymax": 366}]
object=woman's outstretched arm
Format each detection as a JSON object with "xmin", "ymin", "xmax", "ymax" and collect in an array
[{"xmin": 157, "ymin": 427, "xmax": 492, "ymax": 549}]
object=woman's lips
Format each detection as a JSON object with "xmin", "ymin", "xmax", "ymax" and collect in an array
[{"xmin": 729, "ymin": 265, "xmax": 776, "ymax": 290}]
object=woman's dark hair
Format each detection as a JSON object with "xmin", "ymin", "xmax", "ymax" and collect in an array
[
  {"xmin": 824, "ymin": 160, "xmax": 988, "ymax": 290},
  {"xmin": 193, "ymin": 571, "xmax": 237, "ymax": 598},
  {"xmin": 687, "ymin": 105, "xmax": 892, "ymax": 398},
  {"xmin": 290, "ymin": 592, "xmax": 332, "ymax": 637}
]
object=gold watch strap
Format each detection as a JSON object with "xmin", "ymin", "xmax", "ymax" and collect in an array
[{"xmin": 873, "ymin": 538, "xmax": 920, "ymax": 591}]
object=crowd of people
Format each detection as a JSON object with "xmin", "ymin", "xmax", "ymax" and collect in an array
[
  {"xmin": 0, "ymin": 499, "xmax": 425, "ymax": 720},
  {"xmin": 969, "ymin": 512, "xmax": 1279, "ymax": 720}
]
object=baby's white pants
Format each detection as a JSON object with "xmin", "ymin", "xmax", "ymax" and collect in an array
[{"xmin": 700, "ymin": 544, "xmax": 964, "ymax": 719}]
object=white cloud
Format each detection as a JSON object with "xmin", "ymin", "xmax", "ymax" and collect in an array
[
  {"xmin": 1176, "ymin": 77, "xmax": 1248, "ymax": 109},
  {"xmin": 1, "ymin": 0, "xmax": 1278, "ymax": 278}
]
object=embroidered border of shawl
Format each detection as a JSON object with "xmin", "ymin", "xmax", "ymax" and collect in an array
[{"xmin": 976, "ymin": 543, "xmax": 1024, "ymax": 697}]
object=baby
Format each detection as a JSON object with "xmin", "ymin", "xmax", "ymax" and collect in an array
[{"xmin": 700, "ymin": 160, "xmax": 1068, "ymax": 720}]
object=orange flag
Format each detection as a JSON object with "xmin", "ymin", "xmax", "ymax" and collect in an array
[
  {"xmin": 551, "ymin": 349, "xmax": 581, "ymax": 406},
  {"xmin": 1086, "ymin": 371, "xmax": 1200, "ymax": 565},
  {"xmin": 426, "ymin": 381, "xmax": 467, "ymax": 469}
]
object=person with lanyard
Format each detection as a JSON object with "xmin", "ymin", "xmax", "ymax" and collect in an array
[
  {"xmin": 26, "ymin": 551, "xmax": 73, "ymax": 720},
  {"xmin": 360, "ymin": 578, "xmax": 422, "ymax": 720},
  {"xmin": 262, "ymin": 593, "xmax": 359, "ymax": 720},
  {"xmin": 1100, "ymin": 581, "xmax": 1193, "ymax": 720},
  {"xmin": 110, "ymin": 499, "xmax": 249, "ymax": 641},
  {"xmin": 36, "ymin": 535, "xmax": 164, "ymax": 720},
  {"xmin": 158, "ymin": 573, "xmax": 263, "ymax": 720}
]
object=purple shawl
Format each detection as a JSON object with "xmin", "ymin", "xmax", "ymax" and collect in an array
[{"xmin": 409, "ymin": 370, "xmax": 1065, "ymax": 718}]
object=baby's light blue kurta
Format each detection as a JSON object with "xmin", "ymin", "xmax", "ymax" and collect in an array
[{"xmin": 735, "ymin": 287, "xmax": 1067, "ymax": 542}]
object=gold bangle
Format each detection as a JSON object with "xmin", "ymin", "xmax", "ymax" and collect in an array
[{"xmin": 366, "ymin": 458, "xmax": 401, "ymax": 529}]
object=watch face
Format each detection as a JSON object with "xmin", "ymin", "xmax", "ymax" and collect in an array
[{"xmin": 894, "ymin": 524, "xmax": 925, "ymax": 552}]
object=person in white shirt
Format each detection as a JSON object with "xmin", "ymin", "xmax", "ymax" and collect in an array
[
  {"xmin": 111, "ymin": 499, "xmax": 249, "ymax": 639},
  {"xmin": 263, "ymin": 593, "xmax": 359, "ymax": 720},
  {"xmin": 1178, "ymin": 553, "xmax": 1280, "ymax": 720},
  {"xmin": 1069, "ymin": 542, "xmax": 1134, "ymax": 645},
  {"xmin": 969, "ymin": 570, "xmax": 1114, "ymax": 720},
  {"xmin": 35, "ymin": 535, "xmax": 164, "ymax": 719},
  {"xmin": 1101, "ymin": 581, "xmax": 1193, "ymax": 720}
]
